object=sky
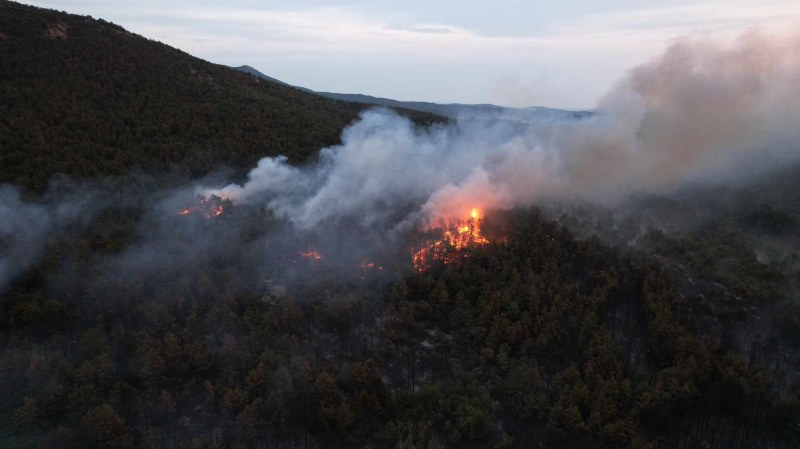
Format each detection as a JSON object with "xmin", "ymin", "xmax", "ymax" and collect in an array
[{"xmin": 22, "ymin": 0, "xmax": 800, "ymax": 109}]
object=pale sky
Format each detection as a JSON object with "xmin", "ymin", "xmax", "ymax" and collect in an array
[{"xmin": 22, "ymin": 0, "xmax": 800, "ymax": 109}]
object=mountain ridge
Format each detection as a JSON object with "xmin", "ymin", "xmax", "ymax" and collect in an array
[
  {"xmin": 0, "ymin": 1, "xmax": 442, "ymax": 190},
  {"xmin": 232, "ymin": 64, "xmax": 593, "ymax": 120}
]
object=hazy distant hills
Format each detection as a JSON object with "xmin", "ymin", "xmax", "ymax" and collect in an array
[
  {"xmin": 312, "ymin": 92, "xmax": 594, "ymax": 121},
  {"xmin": 234, "ymin": 65, "xmax": 593, "ymax": 121},
  {"xmin": 0, "ymin": 1, "xmax": 440, "ymax": 190}
]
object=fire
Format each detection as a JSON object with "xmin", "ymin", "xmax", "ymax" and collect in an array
[
  {"xmin": 299, "ymin": 250, "xmax": 323, "ymax": 261},
  {"xmin": 177, "ymin": 194, "xmax": 227, "ymax": 219},
  {"xmin": 412, "ymin": 207, "xmax": 489, "ymax": 272}
]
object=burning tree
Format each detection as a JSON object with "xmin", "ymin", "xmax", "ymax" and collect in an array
[{"xmin": 413, "ymin": 208, "xmax": 489, "ymax": 272}]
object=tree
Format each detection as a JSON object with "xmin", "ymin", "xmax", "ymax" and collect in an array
[{"xmin": 81, "ymin": 403, "xmax": 131, "ymax": 449}]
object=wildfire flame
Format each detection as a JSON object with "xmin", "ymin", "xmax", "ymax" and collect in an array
[
  {"xmin": 412, "ymin": 207, "xmax": 488, "ymax": 272},
  {"xmin": 177, "ymin": 195, "xmax": 227, "ymax": 219}
]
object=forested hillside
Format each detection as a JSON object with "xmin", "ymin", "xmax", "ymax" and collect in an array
[
  {"xmin": 2, "ymin": 203, "xmax": 798, "ymax": 449},
  {"xmin": 0, "ymin": 1, "xmax": 440, "ymax": 190},
  {"xmin": 3, "ymin": 1, "xmax": 800, "ymax": 449}
]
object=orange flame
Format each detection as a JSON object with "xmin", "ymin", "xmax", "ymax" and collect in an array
[
  {"xmin": 206, "ymin": 205, "xmax": 224, "ymax": 218},
  {"xmin": 177, "ymin": 195, "xmax": 227, "ymax": 219},
  {"xmin": 412, "ymin": 207, "xmax": 488, "ymax": 272},
  {"xmin": 470, "ymin": 208, "xmax": 480, "ymax": 220}
]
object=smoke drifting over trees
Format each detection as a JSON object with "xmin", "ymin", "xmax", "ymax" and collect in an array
[
  {"xmin": 207, "ymin": 32, "xmax": 800, "ymax": 230},
  {"xmin": 0, "ymin": 182, "xmax": 99, "ymax": 292},
  {"xmin": 2, "ymin": 32, "xmax": 798, "ymax": 292}
]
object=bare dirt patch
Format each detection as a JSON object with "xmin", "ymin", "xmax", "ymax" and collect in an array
[{"xmin": 46, "ymin": 21, "xmax": 68, "ymax": 40}]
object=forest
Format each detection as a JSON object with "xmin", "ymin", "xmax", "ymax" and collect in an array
[
  {"xmin": 0, "ymin": 1, "xmax": 440, "ymax": 191},
  {"xmin": 3, "ymin": 191, "xmax": 800, "ymax": 449},
  {"xmin": 3, "ymin": 1, "xmax": 800, "ymax": 448}
]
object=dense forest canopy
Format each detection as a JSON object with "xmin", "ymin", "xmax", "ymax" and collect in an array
[
  {"xmin": 2, "ymin": 1, "xmax": 800, "ymax": 449},
  {"xmin": 3, "ymin": 193, "xmax": 800, "ymax": 449}
]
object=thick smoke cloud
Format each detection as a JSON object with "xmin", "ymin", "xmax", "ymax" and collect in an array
[
  {"xmin": 206, "ymin": 32, "xmax": 800, "ymax": 234},
  {"xmin": 592, "ymin": 31, "xmax": 800, "ymax": 191},
  {"xmin": 205, "ymin": 112, "xmax": 522, "ymax": 232}
]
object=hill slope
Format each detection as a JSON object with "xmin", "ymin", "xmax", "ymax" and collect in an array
[
  {"xmin": 233, "ymin": 65, "xmax": 593, "ymax": 120},
  {"xmin": 0, "ymin": 1, "xmax": 439, "ymax": 190},
  {"xmin": 233, "ymin": 65, "xmax": 292, "ymax": 87},
  {"xmin": 313, "ymin": 92, "xmax": 593, "ymax": 120}
]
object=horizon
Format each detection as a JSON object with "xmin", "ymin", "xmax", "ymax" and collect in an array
[{"xmin": 19, "ymin": 0, "xmax": 800, "ymax": 109}]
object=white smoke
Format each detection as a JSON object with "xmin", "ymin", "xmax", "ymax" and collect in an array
[{"xmin": 206, "ymin": 32, "xmax": 800, "ymax": 233}]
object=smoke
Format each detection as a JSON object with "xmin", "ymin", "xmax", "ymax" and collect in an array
[
  {"xmin": 205, "ymin": 32, "xmax": 800, "ymax": 235},
  {"xmin": 0, "ymin": 186, "xmax": 51, "ymax": 290},
  {"xmin": 0, "ymin": 182, "xmax": 98, "ymax": 291},
  {"xmin": 592, "ymin": 31, "xmax": 800, "ymax": 191},
  {"xmin": 205, "ymin": 112, "xmax": 522, "ymax": 232},
  {"xmin": 3, "ymin": 31, "xmax": 799, "ymax": 293}
]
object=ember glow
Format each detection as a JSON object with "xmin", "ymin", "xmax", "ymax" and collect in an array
[
  {"xmin": 412, "ymin": 207, "xmax": 489, "ymax": 272},
  {"xmin": 177, "ymin": 195, "xmax": 227, "ymax": 219},
  {"xmin": 299, "ymin": 250, "xmax": 323, "ymax": 261},
  {"xmin": 360, "ymin": 261, "xmax": 384, "ymax": 271}
]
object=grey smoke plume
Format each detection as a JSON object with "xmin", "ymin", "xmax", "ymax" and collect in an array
[
  {"xmin": 0, "ymin": 186, "xmax": 51, "ymax": 290},
  {"xmin": 0, "ymin": 183, "xmax": 97, "ymax": 291},
  {"xmin": 206, "ymin": 32, "xmax": 800, "ymax": 233}
]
